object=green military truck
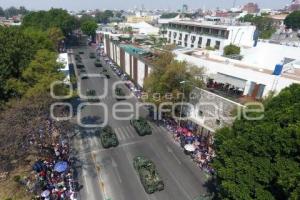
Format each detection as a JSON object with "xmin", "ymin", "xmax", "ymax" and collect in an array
[
  {"xmin": 130, "ymin": 118, "xmax": 152, "ymax": 136},
  {"xmin": 86, "ymin": 89, "xmax": 99, "ymax": 102},
  {"xmin": 133, "ymin": 156, "xmax": 164, "ymax": 194},
  {"xmin": 99, "ymin": 126, "xmax": 119, "ymax": 148}
]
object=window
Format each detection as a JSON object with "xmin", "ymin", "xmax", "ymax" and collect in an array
[
  {"xmin": 198, "ymin": 110, "xmax": 203, "ymax": 116},
  {"xmin": 206, "ymin": 39, "xmax": 211, "ymax": 47},
  {"xmin": 179, "ymin": 33, "xmax": 182, "ymax": 40},
  {"xmin": 216, "ymin": 119, "xmax": 221, "ymax": 126},
  {"xmin": 191, "ymin": 36, "xmax": 196, "ymax": 43},
  {"xmin": 191, "ymin": 44, "xmax": 194, "ymax": 48},
  {"xmin": 215, "ymin": 41, "xmax": 221, "ymax": 50},
  {"xmin": 198, "ymin": 37, "xmax": 202, "ymax": 48},
  {"xmin": 184, "ymin": 43, "xmax": 188, "ymax": 47}
]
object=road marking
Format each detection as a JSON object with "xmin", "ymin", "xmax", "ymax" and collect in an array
[
  {"xmin": 126, "ymin": 126, "xmax": 135, "ymax": 138},
  {"xmin": 83, "ymin": 172, "xmax": 90, "ymax": 193},
  {"xmin": 114, "ymin": 128, "xmax": 125, "ymax": 140}
]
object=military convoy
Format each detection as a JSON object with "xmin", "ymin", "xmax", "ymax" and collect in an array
[
  {"xmin": 115, "ymin": 87, "xmax": 126, "ymax": 101},
  {"xmin": 130, "ymin": 118, "xmax": 152, "ymax": 136},
  {"xmin": 133, "ymin": 156, "xmax": 164, "ymax": 194},
  {"xmin": 98, "ymin": 126, "xmax": 119, "ymax": 148}
]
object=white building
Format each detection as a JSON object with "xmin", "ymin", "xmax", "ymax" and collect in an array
[
  {"xmin": 57, "ymin": 53, "xmax": 70, "ymax": 83},
  {"xmin": 166, "ymin": 19, "xmax": 257, "ymax": 50},
  {"xmin": 174, "ymin": 42, "xmax": 300, "ymax": 100}
]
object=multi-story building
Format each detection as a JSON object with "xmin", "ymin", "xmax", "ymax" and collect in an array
[
  {"xmin": 166, "ymin": 19, "xmax": 257, "ymax": 50},
  {"xmin": 242, "ymin": 2, "xmax": 260, "ymax": 14}
]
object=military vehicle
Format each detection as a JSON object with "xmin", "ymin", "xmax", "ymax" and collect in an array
[
  {"xmin": 103, "ymin": 68, "xmax": 108, "ymax": 73},
  {"xmin": 95, "ymin": 59, "xmax": 102, "ymax": 67},
  {"xmin": 79, "ymin": 51, "xmax": 84, "ymax": 54},
  {"xmin": 104, "ymin": 73, "xmax": 110, "ymax": 79},
  {"xmin": 80, "ymin": 68, "xmax": 86, "ymax": 73},
  {"xmin": 77, "ymin": 61, "xmax": 84, "ymax": 69},
  {"xmin": 133, "ymin": 156, "xmax": 164, "ymax": 194},
  {"xmin": 75, "ymin": 54, "xmax": 81, "ymax": 61},
  {"xmin": 115, "ymin": 87, "xmax": 126, "ymax": 101},
  {"xmin": 99, "ymin": 126, "xmax": 119, "ymax": 148},
  {"xmin": 86, "ymin": 90, "xmax": 99, "ymax": 102},
  {"xmin": 89, "ymin": 52, "xmax": 96, "ymax": 59},
  {"xmin": 130, "ymin": 118, "xmax": 152, "ymax": 136}
]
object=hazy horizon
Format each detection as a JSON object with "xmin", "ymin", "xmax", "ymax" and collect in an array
[{"xmin": 0, "ymin": 0, "xmax": 293, "ymax": 11}]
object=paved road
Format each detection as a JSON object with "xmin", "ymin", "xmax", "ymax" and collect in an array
[{"xmin": 69, "ymin": 44, "xmax": 209, "ymax": 200}]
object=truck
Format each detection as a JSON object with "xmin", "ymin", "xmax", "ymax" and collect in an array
[
  {"xmin": 130, "ymin": 118, "xmax": 152, "ymax": 136},
  {"xmin": 94, "ymin": 59, "xmax": 102, "ymax": 67},
  {"xmin": 133, "ymin": 156, "xmax": 164, "ymax": 194},
  {"xmin": 89, "ymin": 52, "xmax": 96, "ymax": 59}
]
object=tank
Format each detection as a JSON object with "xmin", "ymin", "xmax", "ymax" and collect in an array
[
  {"xmin": 115, "ymin": 87, "xmax": 125, "ymax": 101},
  {"xmin": 94, "ymin": 59, "xmax": 102, "ymax": 67},
  {"xmin": 86, "ymin": 90, "xmax": 99, "ymax": 102},
  {"xmin": 133, "ymin": 156, "xmax": 164, "ymax": 194},
  {"xmin": 100, "ymin": 126, "xmax": 119, "ymax": 148},
  {"xmin": 89, "ymin": 52, "xmax": 96, "ymax": 59},
  {"xmin": 130, "ymin": 118, "xmax": 152, "ymax": 136}
]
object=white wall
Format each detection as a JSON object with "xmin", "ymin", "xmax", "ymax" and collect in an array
[
  {"xmin": 125, "ymin": 52, "xmax": 130, "ymax": 75},
  {"xmin": 116, "ymin": 46, "xmax": 121, "ymax": 66},
  {"xmin": 175, "ymin": 51, "xmax": 300, "ymax": 97},
  {"xmin": 137, "ymin": 60, "xmax": 146, "ymax": 87}
]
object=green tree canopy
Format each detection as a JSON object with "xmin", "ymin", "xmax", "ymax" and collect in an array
[
  {"xmin": 239, "ymin": 14, "xmax": 276, "ymax": 39},
  {"xmin": 284, "ymin": 11, "xmax": 300, "ymax": 30},
  {"xmin": 22, "ymin": 8, "xmax": 79, "ymax": 36},
  {"xmin": 81, "ymin": 20, "xmax": 98, "ymax": 37},
  {"xmin": 95, "ymin": 10, "xmax": 114, "ymax": 24},
  {"xmin": 213, "ymin": 84, "xmax": 300, "ymax": 200},
  {"xmin": 223, "ymin": 44, "xmax": 241, "ymax": 56},
  {"xmin": 144, "ymin": 52, "xmax": 204, "ymax": 106}
]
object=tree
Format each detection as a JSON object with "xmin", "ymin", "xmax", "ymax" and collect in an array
[
  {"xmin": 213, "ymin": 84, "xmax": 300, "ymax": 200},
  {"xmin": 47, "ymin": 27, "xmax": 65, "ymax": 51},
  {"xmin": 284, "ymin": 11, "xmax": 300, "ymax": 30},
  {"xmin": 223, "ymin": 44, "xmax": 241, "ymax": 56},
  {"xmin": 144, "ymin": 52, "xmax": 204, "ymax": 107},
  {"xmin": 0, "ymin": 7, "xmax": 4, "ymax": 17},
  {"xmin": 95, "ymin": 10, "xmax": 114, "ymax": 24},
  {"xmin": 81, "ymin": 20, "xmax": 98, "ymax": 37},
  {"xmin": 239, "ymin": 14, "xmax": 276, "ymax": 39},
  {"xmin": 0, "ymin": 26, "xmax": 36, "ymax": 101},
  {"xmin": 22, "ymin": 9, "xmax": 79, "ymax": 37}
]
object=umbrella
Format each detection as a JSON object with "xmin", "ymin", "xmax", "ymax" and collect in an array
[
  {"xmin": 184, "ymin": 144, "xmax": 196, "ymax": 152},
  {"xmin": 41, "ymin": 190, "xmax": 50, "ymax": 197},
  {"xmin": 54, "ymin": 161, "xmax": 68, "ymax": 173}
]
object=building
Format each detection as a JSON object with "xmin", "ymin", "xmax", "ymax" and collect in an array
[
  {"xmin": 120, "ymin": 22, "xmax": 160, "ymax": 35},
  {"xmin": 57, "ymin": 53, "xmax": 70, "ymax": 83},
  {"xmin": 127, "ymin": 15, "xmax": 154, "ymax": 23},
  {"xmin": 97, "ymin": 31, "xmax": 156, "ymax": 87},
  {"xmin": 242, "ymin": 2, "xmax": 260, "ymax": 14},
  {"xmin": 173, "ymin": 42, "xmax": 300, "ymax": 100},
  {"xmin": 289, "ymin": 0, "xmax": 300, "ymax": 11},
  {"xmin": 166, "ymin": 19, "xmax": 257, "ymax": 50}
]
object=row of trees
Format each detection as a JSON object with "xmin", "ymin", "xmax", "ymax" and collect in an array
[
  {"xmin": 213, "ymin": 84, "xmax": 300, "ymax": 199},
  {"xmin": 239, "ymin": 14, "xmax": 276, "ymax": 39},
  {"xmin": 0, "ymin": 9, "xmax": 78, "ymax": 107},
  {"xmin": 0, "ymin": 6, "xmax": 28, "ymax": 18}
]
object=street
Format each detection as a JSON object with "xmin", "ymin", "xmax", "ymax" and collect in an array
[{"xmin": 70, "ymin": 44, "xmax": 209, "ymax": 200}]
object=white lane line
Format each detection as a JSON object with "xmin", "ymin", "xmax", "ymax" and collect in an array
[
  {"xmin": 83, "ymin": 171, "xmax": 90, "ymax": 193},
  {"xmin": 122, "ymin": 127, "xmax": 130, "ymax": 139}
]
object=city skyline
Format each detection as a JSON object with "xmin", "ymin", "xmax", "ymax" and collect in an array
[{"xmin": 0, "ymin": 0, "xmax": 293, "ymax": 11}]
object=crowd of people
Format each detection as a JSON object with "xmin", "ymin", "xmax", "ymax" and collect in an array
[
  {"xmin": 19, "ymin": 116, "xmax": 78, "ymax": 200},
  {"xmin": 161, "ymin": 118, "xmax": 215, "ymax": 174}
]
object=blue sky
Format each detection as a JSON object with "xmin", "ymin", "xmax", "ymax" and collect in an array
[{"xmin": 0, "ymin": 0, "xmax": 293, "ymax": 10}]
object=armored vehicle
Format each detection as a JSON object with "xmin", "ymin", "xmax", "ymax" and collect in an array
[
  {"xmin": 115, "ymin": 87, "xmax": 125, "ymax": 101},
  {"xmin": 99, "ymin": 126, "xmax": 119, "ymax": 148},
  {"xmin": 89, "ymin": 52, "xmax": 96, "ymax": 59},
  {"xmin": 133, "ymin": 156, "xmax": 164, "ymax": 194},
  {"xmin": 77, "ymin": 61, "xmax": 84, "ymax": 69},
  {"xmin": 130, "ymin": 118, "xmax": 152, "ymax": 136},
  {"xmin": 86, "ymin": 90, "xmax": 99, "ymax": 102},
  {"xmin": 79, "ymin": 51, "xmax": 84, "ymax": 54},
  {"xmin": 95, "ymin": 59, "xmax": 102, "ymax": 67}
]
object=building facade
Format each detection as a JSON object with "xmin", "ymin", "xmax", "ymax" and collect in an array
[{"xmin": 166, "ymin": 20, "xmax": 257, "ymax": 50}]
